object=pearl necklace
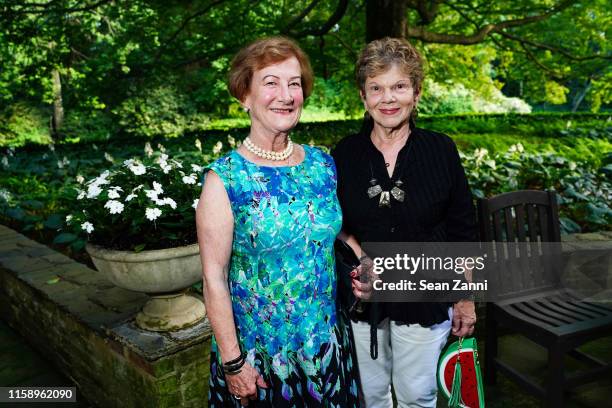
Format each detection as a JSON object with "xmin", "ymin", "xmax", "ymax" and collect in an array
[{"xmin": 243, "ymin": 136, "xmax": 294, "ymax": 161}]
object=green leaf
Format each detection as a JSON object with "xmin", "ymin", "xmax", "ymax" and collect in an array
[
  {"xmin": 559, "ymin": 217, "xmax": 581, "ymax": 234},
  {"xmin": 46, "ymin": 276, "xmax": 61, "ymax": 284},
  {"xmin": 53, "ymin": 233, "xmax": 78, "ymax": 244},
  {"xmin": 133, "ymin": 243, "xmax": 146, "ymax": 253},
  {"xmin": 21, "ymin": 199, "xmax": 44, "ymax": 209},
  {"xmin": 44, "ymin": 214, "xmax": 64, "ymax": 229},
  {"xmin": 70, "ymin": 239, "xmax": 86, "ymax": 251},
  {"xmin": 6, "ymin": 207, "xmax": 25, "ymax": 221}
]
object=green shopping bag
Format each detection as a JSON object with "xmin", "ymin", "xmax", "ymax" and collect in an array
[{"xmin": 437, "ymin": 337, "xmax": 485, "ymax": 408}]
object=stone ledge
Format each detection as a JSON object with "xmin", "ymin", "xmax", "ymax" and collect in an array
[{"xmin": 0, "ymin": 225, "xmax": 212, "ymax": 407}]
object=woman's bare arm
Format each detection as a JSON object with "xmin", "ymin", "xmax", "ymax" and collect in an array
[{"xmin": 196, "ymin": 171, "xmax": 266, "ymax": 401}]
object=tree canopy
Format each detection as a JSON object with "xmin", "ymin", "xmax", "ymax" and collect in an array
[{"xmin": 1, "ymin": 0, "xmax": 610, "ymax": 138}]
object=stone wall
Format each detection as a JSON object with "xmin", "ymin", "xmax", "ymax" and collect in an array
[{"xmin": 0, "ymin": 225, "xmax": 211, "ymax": 407}]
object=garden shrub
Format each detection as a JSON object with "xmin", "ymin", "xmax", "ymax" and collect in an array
[
  {"xmin": 113, "ymin": 85, "xmax": 209, "ymax": 138},
  {"xmin": 0, "ymin": 102, "xmax": 52, "ymax": 146}
]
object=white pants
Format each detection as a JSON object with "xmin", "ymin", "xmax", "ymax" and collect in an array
[{"xmin": 351, "ymin": 312, "xmax": 452, "ymax": 408}]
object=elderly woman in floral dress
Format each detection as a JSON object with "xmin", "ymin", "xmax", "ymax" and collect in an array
[{"xmin": 196, "ymin": 36, "xmax": 360, "ymax": 407}]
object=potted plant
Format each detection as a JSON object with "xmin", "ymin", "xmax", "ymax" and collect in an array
[{"xmin": 66, "ymin": 143, "xmax": 207, "ymax": 331}]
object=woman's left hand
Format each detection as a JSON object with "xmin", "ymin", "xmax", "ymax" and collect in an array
[{"xmin": 452, "ymin": 300, "xmax": 476, "ymax": 337}]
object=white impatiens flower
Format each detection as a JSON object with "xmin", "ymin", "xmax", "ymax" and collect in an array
[
  {"xmin": 76, "ymin": 174, "xmax": 85, "ymax": 184},
  {"xmin": 81, "ymin": 221, "xmax": 94, "ymax": 233},
  {"xmin": 152, "ymin": 181, "xmax": 164, "ymax": 194},
  {"xmin": 104, "ymin": 152, "xmax": 114, "ymax": 162},
  {"xmin": 182, "ymin": 174, "xmax": 197, "ymax": 185},
  {"xmin": 125, "ymin": 193, "xmax": 137, "ymax": 202},
  {"xmin": 57, "ymin": 156, "xmax": 71, "ymax": 169},
  {"xmin": 107, "ymin": 186, "xmax": 123, "ymax": 199},
  {"xmin": 145, "ymin": 207, "xmax": 162, "ymax": 221},
  {"xmin": 156, "ymin": 153, "xmax": 172, "ymax": 174},
  {"xmin": 162, "ymin": 197, "xmax": 177, "ymax": 209},
  {"xmin": 86, "ymin": 184, "xmax": 103, "ymax": 199},
  {"xmin": 0, "ymin": 189, "xmax": 12, "ymax": 202},
  {"xmin": 145, "ymin": 189, "xmax": 159, "ymax": 201},
  {"xmin": 104, "ymin": 200, "xmax": 125, "ymax": 214},
  {"xmin": 65, "ymin": 215, "xmax": 73, "ymax": 223},
  {"xmin": 195, "ymin": 139, "xmax": 202, "ymax": 152},
  {"xmin": 144, "ymin": 142, "xmax": 154, "ymax": 157},
  {"xmin": 212, "ymin": 141, "xmax": 223, "ymax": 155},
  {"xmin": 474, "ymin": 148, "xmax": 489, "ymax": 161},
  {"xmin": 48, "ymin": 143, "xmax": 55, "ymax": 152},
  {"xmin": 508, "ymin": 143, "xmax": 524, "ymax": 154},
  {"xmin": 191, "ymin": 164, "xmax": 203, "ymax": 173},
  {"xmin": 95, "ymin": 170, "xmax": 111, "ymax": 184},
  {"xmin": 227, "ymin": 135, "xmax": 236, "ymax": 148},
  {"xmin": 157, "ymin": 143, "xmax": 166, "ymax": 153},
  {"xmin": 77, "ymin": 190, "xmax": 86, "ymax": 200},
  {"xmin": 124, "ymin": 159, "xmax": 147, "ymax": 176},
  {"xmin": 192, "ymin": 198, "xmax": 199, "ymax": 209}
]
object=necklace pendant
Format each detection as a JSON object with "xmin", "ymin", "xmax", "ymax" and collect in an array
[
  {"xmin": 390, "ymin": 186, "xmax": 405, "ymax": 202},
  {"xmin": 367, "ymin": 184, "xmax": 382, "ymax": 199},
  {"xmin": 379, "ymin": 191, "xmax": 391, "ymax": 207}
]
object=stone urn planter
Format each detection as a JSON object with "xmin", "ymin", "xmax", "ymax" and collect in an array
[{"xmin": 86, "ymin": 243, "xmax": 206, "ymax": 332}]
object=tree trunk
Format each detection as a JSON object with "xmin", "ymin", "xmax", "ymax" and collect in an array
[
  {"xmin": 571, "ymin": 78, "xmax": 591, "ymax": 112},
  {"xmin": 366, "ymin": 0, "xmax": 408, "ymax": 43},
  {"xmin": 52, "ymin": 68, "xmax": 64, "ymax": 133}
]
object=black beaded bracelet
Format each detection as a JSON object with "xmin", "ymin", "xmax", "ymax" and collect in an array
[
  {"xmin": 223, "ymin": 351, "xmax": 246, "ymax": 367},
  {"xmin": 223, "ymin": 352, "xmax": 247, "ymax": 375}
]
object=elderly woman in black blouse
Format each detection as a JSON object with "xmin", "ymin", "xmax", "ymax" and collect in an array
[{"xmin": 332, "ymin": 37, "xmax": 477, "ymax": 407}]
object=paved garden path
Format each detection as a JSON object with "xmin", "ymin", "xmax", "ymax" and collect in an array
[
  {"xmin": 3, "ymin": 316, "xmax": 609, "ymax": 408},
  {"xmin": 0, "ymin": 320, "xmax": 91, "ymax": 407}
]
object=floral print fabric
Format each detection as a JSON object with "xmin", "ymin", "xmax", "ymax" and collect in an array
[{"xmin": 205, "ymin": 146, "xmax": 360, "ymax": 407}]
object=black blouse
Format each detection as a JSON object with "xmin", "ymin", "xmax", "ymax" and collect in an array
[{"xmin": 332, "ymin": 119, "xmax": 477, "ymax": 326}]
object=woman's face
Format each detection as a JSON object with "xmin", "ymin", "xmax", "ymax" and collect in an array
[
  {"xmin": 361, "ymin": 64, "xmax": 420, "ymax": 130},
  {"xmin": 243, "ymin": 57, "xmax": 304, "ymax": 136}
]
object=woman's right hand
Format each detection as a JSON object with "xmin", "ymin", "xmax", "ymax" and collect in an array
[
  {"xmin": 226, "ymin": 362, "xmax": 268, "ymax": 406},
  {"xmin": 351, "ymin": 256, "xmax": 375, "ymax": 300}
]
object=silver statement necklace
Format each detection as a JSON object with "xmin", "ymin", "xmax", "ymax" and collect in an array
[
  {"xmin": 367, "ymin": 136, "xmax": 412, "ymax": 207},
  {"xmin": 243, "ymin": 136, "xmax": 294, "ymax": 161}
]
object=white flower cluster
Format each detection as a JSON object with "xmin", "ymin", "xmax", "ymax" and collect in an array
[
  {"xmin": 144, "ymin": 142, "xmax": 154, "ymax": 157},
  {"xmin": 104, "ymin": 200, "xmax": 124, "ymax": 214},
  {"xmin": 81, "ymin": 221, "xmax": 94, "ymax": 234},
  {"xmin": 124, "ymin": 159, "xmax": 146, "ymax": 175},
  {"xmin": 508, "ymin": 143, "xmax": 524, "ymax": 154},
  {"xmin": 71, "ymin": 146, "xmax": 205, "ymax": 243},
  {"xmin": 156, "ymin": 154, "xmax": 172, "ymax": 174},
  {"xmin": 145, "ymin": 207, "xmax": 162, "ymax": 221},
  {"xmin": 57, "ymin": 156, "xmax": 70, "ymax": 169},
  {"xmin": 0, "ymin": 189, "xmax": 12, "ymax": 202},
  {"xmin": 82, "ymin": 170, "xmax": 111, "ymax": 199},
  {"xmin": 213, "ymin": 141, "xmax": 223, "ymax": 155},
  {"xmin": 182, "ymin": 174, "xmax": 197, "ymax": 185}
]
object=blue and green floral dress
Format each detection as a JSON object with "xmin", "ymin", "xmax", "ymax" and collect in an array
[{"xmin": 205, "ymin": 146, "xmax": 360, "ymax": 407}]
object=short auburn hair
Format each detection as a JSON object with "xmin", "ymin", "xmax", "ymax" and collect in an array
[
  {"xmin": 228, "ymin": 36, "xmax": 314, "ymax": 102},
  {"xmin": 356, "ymin": 37, "xmax": 424, "ymax": 94}
]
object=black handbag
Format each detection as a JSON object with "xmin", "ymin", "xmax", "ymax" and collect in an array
[
  {"xmin": 334, "ymin": 239, "xmax": 360, "ymax": 311},
  {"xmin": 334, "ymin": 239, "xmax": 381, "ymax": 359}
]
